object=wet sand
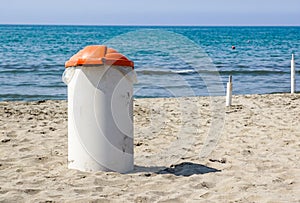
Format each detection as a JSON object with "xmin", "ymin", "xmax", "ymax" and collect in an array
[{"xmin": 0, "ymin": 94, "xmax": 300, "ymax": 202}]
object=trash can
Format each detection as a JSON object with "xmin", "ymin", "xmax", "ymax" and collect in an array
[{"xmin": 62, "ymin": 45, "xmax": 136, "ymax": 173}]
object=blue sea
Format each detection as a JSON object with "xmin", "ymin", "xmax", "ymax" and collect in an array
[{"xmin": 0, "ymin": 25, "xmax": 299, "ymax": 101}]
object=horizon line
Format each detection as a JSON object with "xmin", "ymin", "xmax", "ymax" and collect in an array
[{"xmin": 1, "ymin": 23, "xmax": 300, "ymax": 27}]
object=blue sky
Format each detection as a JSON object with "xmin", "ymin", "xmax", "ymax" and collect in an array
[{"xmin": 1, "ymin": 0, "xmax": 300, "ymax": 25}]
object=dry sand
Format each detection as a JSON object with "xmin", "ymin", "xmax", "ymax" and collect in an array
[{"xmin": 0, "ymin": 93, "xmax": 299, "ymax": 202}]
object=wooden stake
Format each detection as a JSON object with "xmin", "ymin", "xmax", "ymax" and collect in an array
[{"xmin": 226, "ymin": 75, "xmax": 232, "ymax": 106}]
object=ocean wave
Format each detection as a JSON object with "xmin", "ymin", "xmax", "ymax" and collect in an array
[
  {"xmin": 136, "ymin": 69, "xmax": 198, "ymax": 76},
  {"xmin": 136, "ymin": 69, "xmax": 288, "ymax": 76},
  {"xmin": 0, "ymin": 64, "xmax": 63, "ymax": 74},
  {"xmin": 218, "ymin": 70, "xmax": 288, "ymax": 75},
  {"xmin": 0, "ymin": 93, "xmax": 65, "ymax": 101}
]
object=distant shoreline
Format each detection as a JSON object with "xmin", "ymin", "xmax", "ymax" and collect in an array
[{"xmin": 0, "ymin": 92, "xmax": 299, "ymax": 103}]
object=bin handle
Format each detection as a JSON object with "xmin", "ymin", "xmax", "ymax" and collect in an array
[{"xmin": 62, "ymin": 67, "xmax": 76, "ymax": 85}]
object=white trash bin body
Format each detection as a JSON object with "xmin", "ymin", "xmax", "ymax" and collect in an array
[{"xmin": 63, "ymin": 45, "xmax": 136, "ymax": 173}]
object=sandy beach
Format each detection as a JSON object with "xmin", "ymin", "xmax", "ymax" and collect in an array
[{"xmin": 0, "ymin": 93, "xmax": 299, "ymax": 202}]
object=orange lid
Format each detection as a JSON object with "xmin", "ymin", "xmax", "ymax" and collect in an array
[{"xmin": 65, "ymin": 45, "xmax": 134, "ymax": 68}]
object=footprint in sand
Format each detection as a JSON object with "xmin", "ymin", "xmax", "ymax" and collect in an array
[
  {"xmin": 23, "ymin": 189, "xmax": 41, "ymax": 195},
  {"xmin": 19, "ymin": 148, "xmax": 31, "ymax": 152},
  {"xmin": 6, "ymin": 131, "xmax": 17, "ymax": 138}
]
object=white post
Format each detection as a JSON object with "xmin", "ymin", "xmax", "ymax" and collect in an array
[
  {"xmin": 291, "ymin": 54, "xmax": 296, "ymax": 94},
  {"xmin": 226, "ymin": 75, "xmax": 232, "ymax": 106}
]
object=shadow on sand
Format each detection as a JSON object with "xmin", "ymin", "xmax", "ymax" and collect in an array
[{"xmin": 133, "ymin": 162, "xmax": 221, "ymax": 177}]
